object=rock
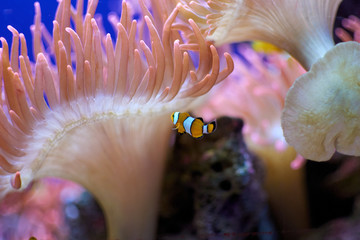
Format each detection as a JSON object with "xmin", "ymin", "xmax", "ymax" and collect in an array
[{"xmin": 158, "ymin": 117, "xmax": 277, "ymax": 240}]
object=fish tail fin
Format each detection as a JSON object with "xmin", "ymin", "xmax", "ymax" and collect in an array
[
  {"xmin": 204, "ymin": 121, "xmax": 216, "ymax": 134},
  {"xmin": 208, "ymin": 121, "xmax": 216, "ymax": 133}
]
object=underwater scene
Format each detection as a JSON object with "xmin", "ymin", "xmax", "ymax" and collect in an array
[{"xmin": 1, "ymin": 0, "xmax": 360, "ymax": 239}]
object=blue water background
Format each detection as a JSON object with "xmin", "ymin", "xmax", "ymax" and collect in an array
[{"xmin": 0, "ymin": 0, "xmax": 120, "ymax": 61}]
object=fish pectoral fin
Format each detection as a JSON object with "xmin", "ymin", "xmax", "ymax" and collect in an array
[{"xmin": 177, "ymin": 127, "xmax": 186, "ymax": 134}]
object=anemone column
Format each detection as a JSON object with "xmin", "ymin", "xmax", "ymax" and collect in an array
[{"xmin": 35, "ymin": 112, "xmax": 172, "ymax": 239}]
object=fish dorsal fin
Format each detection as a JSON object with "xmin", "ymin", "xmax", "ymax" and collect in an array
[{"xmin": 196, "ymin": 117, "xmax": 204, "ymax": 123}]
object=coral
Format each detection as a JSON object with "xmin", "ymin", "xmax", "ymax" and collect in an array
[{"xmin": 0, "ymin": 178, "xmax": 83, "ymax": 240}]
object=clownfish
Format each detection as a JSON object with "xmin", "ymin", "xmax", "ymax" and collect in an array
[{"xmin": 171, "ymin": 112, "xmax": 216, "ymax": 138}]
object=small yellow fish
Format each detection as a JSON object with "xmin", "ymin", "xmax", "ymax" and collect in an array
[
  {"xmin": 252, "ymin": 41, "xmax": 282, "ymax": 54},
  {"xmin": 171, "ymin": 112, "xmax": 216, "ymax": 138},
  {"xmin": 29, "ymin": 237, "xmax": 37, "ymax": 240}
]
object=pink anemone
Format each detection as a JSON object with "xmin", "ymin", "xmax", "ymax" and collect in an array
[{"xmin": 198, "ymin": 45, "xmax": 306, "ymax": 167}]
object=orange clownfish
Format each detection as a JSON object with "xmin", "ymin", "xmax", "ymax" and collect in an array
[{"xmin": 171, "ymin": 112, "xmax": 216, "ymax": 138}]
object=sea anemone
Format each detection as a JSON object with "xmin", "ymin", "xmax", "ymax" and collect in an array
[
  {"xmin": 279, "ymin": 11, "xmax": 360, "ymax": 161},
  {"xmin": 0, "ymin": 0, "xmax": 233, "ymax": 239},
  {"xmin": 176, "ymin": 0, "xmax": 342, "ymax": 70},
  {"xmin": 177, "ymin": 0, "xmax": 360, "ymax": 162},
  {"xmin": 198, "ymin": 46, "xmax": 305, "ymax": 156},
  {"xmin": 281, "ymin": 41, "xmax": 360, "ymax": 161}
]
